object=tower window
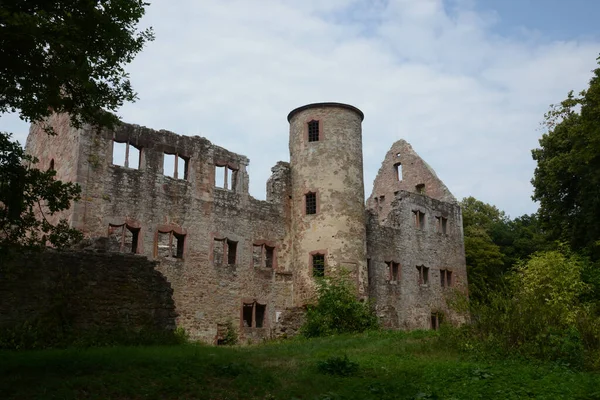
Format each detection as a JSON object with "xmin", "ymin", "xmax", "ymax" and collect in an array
[
  {"xmin": 312, "ymin": 253, "xmax": 325, "ymax": 278},
  {"xmin": 305, "ymin": 192, "xmax": 317, "ymax": 215},
  {"xmin": 308, "ymin": 120, "xmax": 320, "ymax": 142}
]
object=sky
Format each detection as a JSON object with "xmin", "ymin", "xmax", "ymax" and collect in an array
[{"xmin": 2, "ymin": 0, "xmax": 599, "ymax": 218}]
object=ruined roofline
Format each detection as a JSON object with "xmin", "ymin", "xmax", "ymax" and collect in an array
[{"xmin": 287, "ymin": 102, "xmax": 364, "ymax": 122}]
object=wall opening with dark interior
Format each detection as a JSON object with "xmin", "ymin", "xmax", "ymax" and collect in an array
[
  {"xmin": 242, "ymin": 301, "xmax": 266, "ymax": 328},
  {"xmin": 436, "ymin": 216, "xmax": 448, "ymax": 234},
  {"xmin": 108, "ymin": 224, "xmax": 140, "ymax": 253},
  {"xmin": 416, "ymin": 265, "xmax": 429, "ymax": 285},
  {"xmin": 413, "ymin": 210, "xmax": 425, "ymax": 229},
  {"xmin": 394, "ymin": 162, "xmax": 402, "ymax": 181},
  {"xmin": 305, "ymin": 192, "xmax": 317, "ymax": 215},
  {"xmin": 157, "ymin": 230, "xmax": 185, "ymax": 258},
  {"xmin": 312, "ymin": 253, "xmax": 325, "ymax": 278},
  {"xmin": 440, "ymin": 269, "xmax": 452, "ymax": 287},
  {"xmin": 308, "ymin": 120, "xmax": 319, "ymax": 142},
  {"xmin": 386, "ymin": 261, "xmax": 400, "ymax": 281},
  {"xmin": 253, "ymin": 244, "xmax": 274, "ymax": 268}
]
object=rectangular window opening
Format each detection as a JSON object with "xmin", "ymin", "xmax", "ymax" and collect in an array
[
  {"xmin": 312, "ymin": 254, "xmax": 325, "ymax": 278},
  {"xmin": 163, "ymin": 153, "xmax": 176, "ymax": 178},
  {"xmin": 265, "ymin": 246, "xmax": 274, "ymax": 268},
  {"xmin": 308, "ymin": 120, "xmax": 319, "ymax": 142},
  {"xmin": 447, "ymin": 270, "xmax": 452, "ymax": 287},
  {"xmin": 255, "ymin": 303, "xmax": 266, "ymax": 328},
  {"xmin": 177, "ymin": 155, "xmax": 188, "ymax": 180},
  {"xmin": 242, "ymin": 303, "xmax": 253, "ymax": 327},
  {"xmin": 440, "ymin": 269, "xmax": 446, "ymax": 287},
  {"xmin": 417, "ymin": 265, "xmax": 429, "ymax": 285},
  {"xmin": 226, "ymin": 167, "xmax": 236, "ymax": 191},
  {"xmin": 395, "ymin": 163, "xmax": 402, "ymax": 181},
  {"xmin": 416, "ymin": 183, "xmax": 425, "ymax": 194},
  {"xmin": 215, "ymin": 165, "xmax": 226, "ymax": 188},
  {"xmin": 126, "ymin": 226, "xmax": 140, "ymax": 253},
  {"xmin": 413, "ymin": 210, "xmax": 425, "ymax": 229},
  {"xmin": 174, "ymin": 232, "xmax": 185, "ymax": 258},
  {"xmin": 305, "ymin": 192, "xmax": 317, "ymax": 215},
  {"xmin": 431, "ymin": 313, "xmax": 441, "ymax": 330},
  {"xmin": 227, "ymin": 239, "xmax": 237, "ymax": 265},
  {"xmin": 112, "ymin": 141, "xmax": 127, "ymax": 167},
  {"xmin": 391, "ymin": 262, "xmax": 399, "ymax": 281}
]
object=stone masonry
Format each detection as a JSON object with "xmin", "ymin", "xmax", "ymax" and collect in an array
[{"xmin": 25, "ymin": 102, "xmax": 468, "ymax": 342}]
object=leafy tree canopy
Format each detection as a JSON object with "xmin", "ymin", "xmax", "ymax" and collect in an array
[
  {"xmin": 0, "ymin": 1, "xmax": 153, "ymax": 251},
  {"xmin": 532, "ymin": 55, "xmax": 600, "ymax": 259}
]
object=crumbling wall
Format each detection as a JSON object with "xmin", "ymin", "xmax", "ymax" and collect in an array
[
  {"xmin": 367, "ymin": 190, "xmax": 468, "ymax": 330},
  {"xmin": 26, "ymin": 118, "xmax": 294, "ymax": 343},
  {"xmin": 367, "ymin": 140, "xmax": 456, "ymax": 224},
  {"xmin": 0, "ymin": 248, "xmax": 176, "ymax": 333}
]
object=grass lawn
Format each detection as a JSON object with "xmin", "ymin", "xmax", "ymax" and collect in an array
[{"xmin": 1, "ymin": 330, "xmax": 599, "ymax": 399}]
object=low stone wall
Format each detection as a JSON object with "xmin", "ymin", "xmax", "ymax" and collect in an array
[
  {"xmin": 0, "ymin": 248, "xmax": 176, "ymax": 334},
  {"xmin": 273, "ymin": 306, "xmax": 306, "ymax": 338}
]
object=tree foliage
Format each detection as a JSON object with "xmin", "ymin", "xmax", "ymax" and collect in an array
[
  {"xmin": 0, "ymin": 1, "xmax": 152, "ymax": 250},
  {"xmin": 532, "ymin": 55, "xmax": 600, "ymax": 259},
  {"xmin": 0, "ymin": 0, "xmax": 153, "ymax": 129}
]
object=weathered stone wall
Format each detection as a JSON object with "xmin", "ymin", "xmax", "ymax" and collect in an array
[
  {"xmin": 27, "ymin": 119, "xmax": 294, "ymax": 343},
  {"xmin": 367, "ymin": 190, "xmax": 468, "ymax": 329},
  {"xmin": 288, "ymin": 103, "xmax": 368, "ymax": 305},
  {"xmin": 0, "ymin": 248, "xmax": 176, "ymax": 332},
  {"xmin": 367, "ymin": 140, "xmax": 457, "ymax": 224}
]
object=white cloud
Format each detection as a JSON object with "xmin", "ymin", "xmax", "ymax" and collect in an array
[{"xmin": 1, "ymin": 0, "xmax": 598, "ymax": 217}]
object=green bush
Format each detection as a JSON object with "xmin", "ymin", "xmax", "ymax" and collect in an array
[
  {"xmin": 301, "ymin": 273, "xmax": 378, "ymax": 338},
  {"xmin": 447, "ymin": 249, "xmax": 600, "ymax": 368},
  {"xmin": 316, "ymin": 354, "xmax": 359, "ymax": 376}
]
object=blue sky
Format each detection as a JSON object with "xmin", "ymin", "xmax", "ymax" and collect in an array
[{"xmin": 1, "ymin": 0, "xmax": 599, "ymax": 218}]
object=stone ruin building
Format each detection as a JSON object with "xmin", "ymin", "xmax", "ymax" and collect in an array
[{"xmin": 25, "ymin": 102, "xmax": 468, "ymax": 343}]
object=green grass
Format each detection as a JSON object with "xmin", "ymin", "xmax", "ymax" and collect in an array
[{"xmin": 1, "ymin": 330, "xmax": 599, "ymax": 399}]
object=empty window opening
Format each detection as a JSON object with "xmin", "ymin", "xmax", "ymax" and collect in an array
[
  {"xmin": 431, "ymin": 313, "xmax": 442, "ymax": 330},
  {"xmin": 227, "ymin": 239, "xmax": 237, "ymax": 265},
  {"xmin": 242, "ymin": 301, "xmax": 266, "ymax": 328},
  {"xmin": 163, "ymin": 153, "xmax": 176, "ymax": 177},
  {"xmin": 253, "ymin": 244, "xmax": 275, "ymax": 268},
  {"xmin": 113, "ymin": 140, "xmax": 141, "ymax": 169},
  {"xmin": 413, "ymin": 210, "xmax": 425, "ymax": 229},
  {"xmin": 49, "ymin": 159, "xmax": 55, "ymax": 171},
  {"xmin": 435, "ymin": 216, "xmax": 448, "ymax": 234},
  {"xmin": 396, "ymin": 153, "xmax": 401, "ymax": 158},
  {"xmin": 305, "ymin": 192, "xmax": 317, "ymax": 215},
  {"xmin": 215, "ymin": 165, "xmax": 237, "ymax": 190},
  {"xmin": 440, "ymin": 269, "xmax": 452, "ymax": 287},
  {"xmin": 386, "ymin": 261, "xmax": 400, "ymax": 282},
  {"xmin": 416, "ymin": 265, "xmax": 429, "ymax": 285},
  {"xmin": 213, "ymin": 237, "xmax": 237, "ymax": 265},
  {"xmin": 379, "ymin": 195, "xmax": 385, "ymax": 204},
  {"xmin": 312, "ymin": 253, "xmax": 325, "ymax": 278},
  {"xmin": 157, "ymin": 230, "xmax": 185, "ymax": 258},
  {"xmin": 308, "ymin": 120, "xmax": 319, "ymax": 142},
  {"xmin": 163, "ymin": 153, "xmax": 188, "ymax": 180},
  {"xmin": 108, "ymin": 224, "xmax": 140, "ymax": 253},
  {"xmin": 416, "ymin": 183, "xmax": 426, "ymax": 194},
  {"xmin": 394, "ymin": 163, "xmax": 402, "ymax": 181}
]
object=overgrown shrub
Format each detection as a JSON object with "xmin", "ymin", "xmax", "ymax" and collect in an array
[
  {"xmin": 316, "ymin": 354, "xmax": 359, "ymax": 376},
  {"xmin": 301, "ymin": 273, "xmax": 378, "ymax": 338},
  {"xmin": 220, "ymin": 319, "xmax": 239, "ymax": 346},
  {"xmin": 447, "ymin": 249, "xmax": 600, "ymax": 368}
]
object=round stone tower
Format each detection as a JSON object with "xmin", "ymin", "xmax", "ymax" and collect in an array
[{"xmin": 287, "ymin": 102, "xmax": 368, "ymax": 304}]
